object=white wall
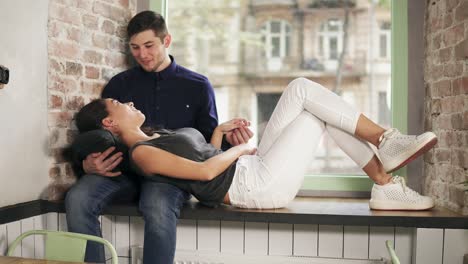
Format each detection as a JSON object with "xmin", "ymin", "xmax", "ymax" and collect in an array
[{"xmin": 0, "ymin": 0, "xmax": 50, "ymax": 207}]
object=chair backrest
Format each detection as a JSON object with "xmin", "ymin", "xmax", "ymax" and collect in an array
[
  {"xmin": 385, "ymin": 240, "xmax": 401, "ymax": 264},
  {"xmin": 6, "ymin": 230, "xmax": 118, "ymax": 264}
]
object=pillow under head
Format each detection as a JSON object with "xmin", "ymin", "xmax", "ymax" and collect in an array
[{"xmin": 66, "ymin": 129, "xmax": 130, "ymax": 177}]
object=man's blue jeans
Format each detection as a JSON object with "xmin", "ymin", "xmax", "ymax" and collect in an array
[{"xmin": 65, "ymin": 174, "xmax": 190, "ymax": 264}]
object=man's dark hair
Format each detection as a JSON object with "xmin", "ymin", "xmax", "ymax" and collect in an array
[
  {"xmin": 74, "ymin": 99, "xmax": 108, "ymax": 133},
  {"xmin": 127, "ymin": 10, "xmax": 168, "ymax": 41}
]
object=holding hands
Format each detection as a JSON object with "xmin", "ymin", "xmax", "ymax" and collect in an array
[{"xmin": 217, "ymin": 118, "xmax": 254, "ymax": 146}]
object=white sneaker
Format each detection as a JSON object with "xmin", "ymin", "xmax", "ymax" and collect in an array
[
  {"xmin": 369, "ymin": 176, "xmax": 434, "ymax": 210},
  {"xmin": 377, "ymin": 128, "xmax": 437, "ymax": 173}
]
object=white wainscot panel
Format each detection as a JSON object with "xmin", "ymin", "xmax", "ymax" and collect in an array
[
  {"xmin": 0, "ymin": 224, "xmax": 7, "ymax": 255},
  {"xmin": 318, "ymin": 225, "xmax": 343, "ymax": 258},
  {"xmin": 443, "ymin": 229, "xmax": 468, "ymax": 264},
  {"xmin": 176, "ymin": 219, "xmax": 196, "ymax": 251},
  {"xmin": 197, "ymin": 220, "xmax": 220, "ymax": 252},
  {"xmin": 244, "ymin": 222, "xmax": 268, "ymax": 255},
  {"xmin": 414, "ymin": 228, "xmax": 443, "ymax": 264},
  {"xmin": 6, "ymin": 221, "xmax": 21, "ymax": 257},
  {"xmin": 21, "ymin": 217, "xmax": 34, "ymax": 258},
  {"xmin": 269, "ymin": 223, "xmax": 292, "ymax": 256},
  {"xmin": 394, "ymin": 227, "xmax": 413, "ymax": 264},
  {"xmin": 369, "ymin": 226, "xmax": 394, "ymax": 260},
  {"xmin": 344, "ymin": 225, "xmax": 369, "ymax": 259},
  {"xmin": 220, "ymin": 221, "xmax": 244, "ymax": 254},
  {"xmin": 293, "ymin": 224, "xmax": 318, "ymax": 257}
]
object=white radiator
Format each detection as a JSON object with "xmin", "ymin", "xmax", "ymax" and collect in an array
[{"xmin": 130, "ymin": 247, "xmax": 389, "ymax": 264}]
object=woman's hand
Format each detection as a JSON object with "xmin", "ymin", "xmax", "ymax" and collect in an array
[{"xmin": 216, "ymin": 118, "xmax": 250, "ymax": 134}]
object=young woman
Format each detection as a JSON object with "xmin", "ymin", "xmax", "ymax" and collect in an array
[{"xmin": 75, "ymin": 78, "xmax": 437, "ymax": 210}]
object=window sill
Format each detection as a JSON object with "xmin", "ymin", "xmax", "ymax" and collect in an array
[{"xmin": 2, "ymin": 198, "xmax": 467, "ymax": 229}]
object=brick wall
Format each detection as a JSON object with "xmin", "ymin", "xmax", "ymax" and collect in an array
[
  {"xmin": 424, "ymin": 0, "xmax": 468, "ymax": 214},
  {"xmin": 47, "ymin": 0, "xmax": 136, "ymax": 200}
]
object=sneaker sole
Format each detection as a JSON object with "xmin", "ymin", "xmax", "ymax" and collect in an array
[
  {"xmin": 369, "ymin": 200, "xmax": 435, "ymax": 211},
  {"xmin": 385, "ymin": 134, "xmax": 438, "ymax": 173}
]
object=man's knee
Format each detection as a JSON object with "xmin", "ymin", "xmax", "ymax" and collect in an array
[
  {"xmin": 139, "ymin": 183, "xmax": 189, "ymax": 226},
  {"xmin": 65, "ymin": 182, "xmax": 98, "ymax": 216}
]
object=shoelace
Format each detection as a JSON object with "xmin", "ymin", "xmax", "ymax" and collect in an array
[
  {"xmin": 392, "ymin": 176, "xmax": 419, "ymax": 197},
  {"xmin": 378, "ymin": 128, "xmax": 398, "ymax": 147}
]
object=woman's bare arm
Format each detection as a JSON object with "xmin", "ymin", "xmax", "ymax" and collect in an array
[{"xmin": 131, "ymin": 144, "xmax": 254, "ymax": 181}]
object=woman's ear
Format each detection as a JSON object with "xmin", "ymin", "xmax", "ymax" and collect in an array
[{"xmin": 102, "ymin": 117, "xmax": 114, "ymax": 129}]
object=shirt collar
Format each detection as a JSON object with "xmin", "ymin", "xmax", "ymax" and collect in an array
[{"xmin": 156, "ymin": 55, "xmax": 177, "ymax": 80}]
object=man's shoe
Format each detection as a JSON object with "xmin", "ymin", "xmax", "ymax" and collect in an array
[
  {"xmin": 377, "ymin": 128, "xmax": 437, "ymax": 173},
  {"xmin": 369, "ymin": 176, "xmax": 434, "ymax": 210}
]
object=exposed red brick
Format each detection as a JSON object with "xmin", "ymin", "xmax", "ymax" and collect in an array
[
  {"xmin": 83, "ymin": 50, "xmax": 103, "ymax": 64},
  {"xmin": 49, "ymin": 3, "xmax": 81, "ymax": 26},
  {"xmin": 119, "ymin": 0, "xmax": 129, "ymax": 8},
  {"xmin": 102, "ymin": 20, "xmax": 115, "ymax": 35},
  {"xmin": 49, "ymin": 58, "xmax": 64, "ymax": 73},
  {"xmin": 455, "ymin": 1, "xmax": 468, "ymax": 22},
  {"xmin": 444, "ymin": 14, "xmax": 453, "ymax": 28},
  {"xmin": 65, "ymin": 61, "xmax": 83, "ymax": 76},
  {"xmin": 93, "ymin": 2, "xmax": 128, "ymax": 22},
  {"xmin": 82, "ymin": 14, "xmax": 99, "ymax": 30},
  {"xmin": 67, "ymin": 27, "xmax": 82, "ymax": 43},
  {"xmin": 435, "ymin": 148, "xmax": 451, "ymax": 163},
  {"xmin": 443, "ymin": 23, "xmax": 465, "ymax": 46},
  {"xmin": 49, "ymin": 74, "xmax": 78, "ymax": 93},
  {"xmin": 81, "ymin": 80, "xmax": 104, "ymax": 95},
  {"xmin": 49, "ymin": 166, "xmax": 61, "ymax": 179},
  {"xmin": 454, "ymin": 39, "xmax": 468, "ymax": 60},
  {"xmin": 92, "ymin": 34, "xmax": 109, "ymax": 49},
  {"xmin": 105, "ymin": 52, "xmax": 127, "ymax": 68},
  {"xmin": 439, "ymin": 47, "xmax": 452, "ymax": 63},
  {"xmin": 85, "ymin": 66, "xmax": 100, "ymax": 79},
  {"xmin": 76, "ymin": 0, "xmax": 93, "ymax": 11},
  {"xmin": 49, "ymin": 40, "xmax": 80, "ymax": 60},
  {"xmin": 49, "ymin": 94, "xmax": 63, "ymax": 109},
  {"xmin": 451, "ymin": 113, "xmax": 463, "ymax": 129},
  {"xmin": 464, "ymin": 111, "xmax": 468, "ymax": 130},
  {"xmin": 65, "ymin": 96, "xmax": 85, "ymax": 111},
  {"xmin": 443, "ymin": 62, "xmax": 464, "ymax": 78},
  {"xmin": 49, "ymin": 112, "xmax": 73, "ymax": 128},
  {"xmin": 432, "ymin": 79, "xmax": 451, "ymax": 97}
]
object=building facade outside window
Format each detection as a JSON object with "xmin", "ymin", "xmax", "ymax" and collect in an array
[{"xmin": 168, "ymin": 0, "xmax": 393, "ymax": 194}]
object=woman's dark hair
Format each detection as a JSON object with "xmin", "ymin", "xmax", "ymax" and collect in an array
[
  {"xmin": 127, "ymin": 11, "xmax": 168, "ymax": 41},
  {"xmin": 74, "ymin": 99, "xmax": 109, "ymax": 133}
]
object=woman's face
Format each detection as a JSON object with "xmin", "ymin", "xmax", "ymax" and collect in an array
[{"xmin": 103, "ymin": 99, "xmax": 145, "ymax": 131}]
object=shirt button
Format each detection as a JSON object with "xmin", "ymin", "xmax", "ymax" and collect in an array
[
  {"xmin": 156, "ymin": 106, "xmax": 160, "ymax": 110},
  {"xmin": 156, "ymin": 86, "xmax": 160, "ymax": 91}
]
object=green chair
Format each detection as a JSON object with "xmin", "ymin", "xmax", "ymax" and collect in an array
[
  {"xmin": 6, "ymin": 230, "xmax": 118, "ymax": 264},
  {"xmin": 385, "ymin": 240, "xmax": 401, "ymax": 264}
]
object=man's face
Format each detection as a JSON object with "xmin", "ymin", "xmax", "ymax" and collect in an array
[{"xmin": 129, "ymin": 29, "xmax": 171, "ymax": 72}]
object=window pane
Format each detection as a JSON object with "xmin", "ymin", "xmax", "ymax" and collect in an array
[
  {"xmin": 380, "ymin": 34, "xmax": 387, "ymax": 58},
  {"xmin": 168, "ymin": 0, "xmax": 392, "ymax": 176},
  {"xmin": 271, "ymin": 37, "xmax": 280, "ymax": 57},
  {"xmin": 329, "ymin": 37, "xmax": 338, "ymax": 59},
  {"xmin": 270, "ymin": 21, "xmax": 281, "ymax": 33}
]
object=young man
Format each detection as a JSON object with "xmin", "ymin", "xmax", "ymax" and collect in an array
[{"xmin": 65, "ymin": 11, "xmax": 252, "ymax": 264}]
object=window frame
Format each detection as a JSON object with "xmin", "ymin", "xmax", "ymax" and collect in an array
[
  {"xmin": 261, "ymin": 20, "xmax": 292, "ymax": 59},
  {"xmin": 158, "ymin": 0, "xmax": 408, "ymax": 197},
  {"xmin": 318, "ymin": 18, "xmax": 344, "ymax": 61}
]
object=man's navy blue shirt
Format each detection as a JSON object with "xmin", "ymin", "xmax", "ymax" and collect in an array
[{"xmin": 101, "ymin": 56, "xmax": 219, "ymax": 142}]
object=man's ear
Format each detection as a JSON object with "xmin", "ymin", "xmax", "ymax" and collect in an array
[{"xmin": 163, "ymin": 34, "xmax": 172, "ymax": 48}]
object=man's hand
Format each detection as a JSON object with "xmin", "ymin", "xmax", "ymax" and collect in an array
[
  {"xmin": 82, "ymin": 146, "xmax": 123, "ymax": 177},
  {"xmin": 226, "ymin": 126, "xmax": 254, "ymax": 146}
]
